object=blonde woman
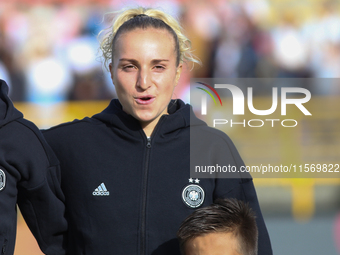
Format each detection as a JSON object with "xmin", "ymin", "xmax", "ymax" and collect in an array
[{"xmin": 43, "ymin": 7, "xmax": 272, "ymax": 255}]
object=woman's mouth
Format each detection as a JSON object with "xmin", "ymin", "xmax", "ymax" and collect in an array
[{"xmin": 135, "ymin": 96, "xmax": 155, "ymax": 105}]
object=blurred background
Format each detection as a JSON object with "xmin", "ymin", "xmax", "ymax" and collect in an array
[{"xmin": 0, "ymin": 0, "xmax": 339, "ymax": 254}]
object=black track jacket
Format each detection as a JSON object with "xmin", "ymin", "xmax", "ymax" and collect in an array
[
  {"xmin": 43, "ymin": 99, "xmax": 272, "ymax": 255},
  {"xmin": 0, "ymin": 80, "xmax": 67, "ymax": 255}
]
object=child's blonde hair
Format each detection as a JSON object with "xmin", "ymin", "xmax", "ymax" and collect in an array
[{"xmin": 98, "ymin": 7, "xmax": 201, "ymax": 71}]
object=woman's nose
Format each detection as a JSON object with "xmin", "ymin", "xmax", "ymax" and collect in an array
[{"xmin": 136, "ymin": 69, "xmax": 151, "ymax": 90}]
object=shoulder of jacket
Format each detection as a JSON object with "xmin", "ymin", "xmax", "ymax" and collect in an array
[
  {"xmin": 15, "ymin": 119, "xmax": 59, "ymax": 167},
  {"xmin": 190, "ymin": 125, "xmax": 245, "ymax": 172},
  {"xmin": 192, "ymin": 124, "xmax": 236, "ymax": 145},
  {"xmin": 42, "ymin": 117, "xmax": 103, "ymax": 133}
]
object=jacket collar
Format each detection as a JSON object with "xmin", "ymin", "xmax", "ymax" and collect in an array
[{"xmin": 92, "ymin": 99, "xmax": 204, "ymax": 138}]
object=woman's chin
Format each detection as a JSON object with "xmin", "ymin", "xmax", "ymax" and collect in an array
[
  {"xmin": 135, "ymin": 114, "xmax": 159, "ymax": 127},
  {"xmin": 132, "ymin": 109, "xmax": 167, "ymax": 128},
  {"xmin": 137, "ymin": 116, "xmax": 155, "ymax": 125}
]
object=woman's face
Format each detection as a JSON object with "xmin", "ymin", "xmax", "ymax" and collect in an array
[{"xmin": 110, "ymin": 28, "xmax": 182, "ymax": 132}]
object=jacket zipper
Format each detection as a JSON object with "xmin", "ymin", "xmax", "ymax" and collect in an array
[
  {"xmin": 140, "ymin": 116, "xmax": 165, "ymax": 255},
  {"xmin": 140, "ymin": 137, "xmax": 151, "ymax": 255}
]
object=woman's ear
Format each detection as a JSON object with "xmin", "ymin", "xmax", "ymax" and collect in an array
[
  {"xmin": 109, "ymin": 63, "xmax": 114, "ymax": 80},
  {"xmin": 175, "ymin": 63, "xmax": 183, "ymax": 86}
]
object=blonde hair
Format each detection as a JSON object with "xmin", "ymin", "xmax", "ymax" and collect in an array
[{"xmin": 98, "ymin": 7, "xmax": 201, "ymax": 71}]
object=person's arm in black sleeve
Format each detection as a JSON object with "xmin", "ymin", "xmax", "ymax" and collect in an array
[
  {"xmin": 0, "ymin": 163, "xmax": 19, "ymax": 255},
  {"xmin": 212, "ymin": 132, "xmax": 273, "ymax": 255},
  {"xmin": 214, "ymin": 177, "xmax": 272, "ymax": 255},
  {"xmin": 15, "ymin": 120, "xmax": 68, "ymax": 255}
]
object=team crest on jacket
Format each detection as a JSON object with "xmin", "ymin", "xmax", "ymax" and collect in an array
[
  {"xmin": 182, "ymin": 183, "xmax": 205, "ymax": 208},
  {"xmin": 0, "ymin": 169, "xmax": 5, "ymax": 191}
]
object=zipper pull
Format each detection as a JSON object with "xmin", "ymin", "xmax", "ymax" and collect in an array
[{"xmin": 146, "ymin": 137, "xmax": 151, "ymax": 148}]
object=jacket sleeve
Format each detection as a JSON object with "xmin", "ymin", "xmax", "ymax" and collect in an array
[
  {"xmin": 15, "ymin": 120, "xmax": 68, "ymax": 255},
  {"xmin": 17, "ymin": 165, "xmax": 67, "ymax": 255},
  {"xmin": 211, "ymin": 131, "xmax": 273, "ymax": 255},
  {"xmin": 214, "ymin": 177, "xmax": 273, "ymax": 255},
  {"xmin": 0, "ymin": 163, "xmax": 19, "ymax": 255}
]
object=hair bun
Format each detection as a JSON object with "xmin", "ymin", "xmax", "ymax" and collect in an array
[{"xmin": 134, "ymin": 14, "xmax": 148, "ymax": 18}]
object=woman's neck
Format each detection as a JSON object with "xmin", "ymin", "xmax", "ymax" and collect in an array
[
  {"xmin": 142, "ymin": 125, "xmax": 153, "ymax": 138},
  {"xmin": 140, "ymin": 113, "xmax": 167, "ymax": 138}
]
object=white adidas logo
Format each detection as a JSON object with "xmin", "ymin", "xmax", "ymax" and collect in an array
[{"xmin": 92, "ymin": 183, "xmax": 110, "ymax": 196}]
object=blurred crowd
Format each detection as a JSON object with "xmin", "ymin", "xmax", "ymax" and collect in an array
[{"xmin": 0, "ymin": 0, "xmax": 340, "ymax": 103}]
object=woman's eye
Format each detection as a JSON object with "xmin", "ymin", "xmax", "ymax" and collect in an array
[
  {"xmin": 123, "ymin": 65, "xmax": 136, "ymax": 70},
  {"xmin": 154, "ymin": 65, "xmax": 165, "ymax": 70}
]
